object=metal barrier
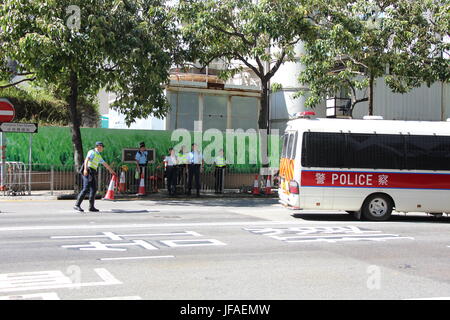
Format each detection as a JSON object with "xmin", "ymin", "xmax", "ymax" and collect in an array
[
  {"xmin": 0, "ymin": 163, "xmax": 267, "ymax": 196},
  {"xmin": 3, "ymin": 162, "xmax": 28, "ymax": 196}
]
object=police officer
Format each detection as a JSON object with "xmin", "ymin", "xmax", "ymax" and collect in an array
[
  {"xmin": 74, "ymin": 141, "xmax": 116, "ymax": 212},
  {"xmin": 177, "ymin": 145, "xmax": 189, "ymax": 193},
  {"xmin": 187, "ymin": 143, "xmax": 203, "ymax": 197},
  {"xmin": 135, "ymin": 141, "xmax": 148, "ymax": 187},
  {"xmin": 164, "ymin": 148, "xmax": 178, "ymax": 196},
  {"xmin": 214, "ymin": 149, "xmax": 226, "ymax": 194}
]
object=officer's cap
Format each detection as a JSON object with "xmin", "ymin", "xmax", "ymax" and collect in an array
[{"xmin": 95, "ymin": 141, "xmax": 104, "ymax": 147}]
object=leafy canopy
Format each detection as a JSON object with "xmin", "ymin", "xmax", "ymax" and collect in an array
[
  {"xmin": 0, "ymin": 0, "xmax": 179, "ymax": 125},
  {"xmin": 298, "ymin": 0, "xmax": 449, "ymax": 114}
]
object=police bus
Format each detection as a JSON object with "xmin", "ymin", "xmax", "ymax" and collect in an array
[{"xmin": 278, "ymin": 113, "xmax": 450, "ymax": 221}]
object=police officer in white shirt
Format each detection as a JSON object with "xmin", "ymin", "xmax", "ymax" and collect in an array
[
  {"xmin": 187, "ymin": 143, "xmax": 203, "ymax": 197},
  {"xmin": 135, "ymin": 141, "xmax": 148, "ymax": 182},
  {"xmin": 164, "ymin": 148, "xmax": 178, "ymax": 196}
]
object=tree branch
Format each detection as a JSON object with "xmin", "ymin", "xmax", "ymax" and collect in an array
[
  {"xmin": 265, "ymin": 50, "xmax": 287, "ymax": 81},
  {"xmin": 235, "ymin": 52, "xmax": 262, "ymax": 78},
  {"xmin": 0, "ymin": 76, "xmax": 36, "ymax": 89}
]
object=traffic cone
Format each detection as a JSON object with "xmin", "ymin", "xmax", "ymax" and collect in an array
[
  {"xmin": 118, "ymin": 170, "xmax": 126, "ymax": 193},
  {"xmin": 136, "ymin": 171, "xmax": 146, "ymax": 196},
  {"xmin": 265, "ymin": 176, "xmax": 273, "ymax": 195},
  {"xmin": 103, "ymin": 174, "xmax": 117, "ymax": 201},
  {"xmin": 252, "ymin": 175, "xmax": 260, "ymax": 195}
]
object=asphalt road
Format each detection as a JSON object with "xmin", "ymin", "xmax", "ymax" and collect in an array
[{"xmin": 0, "ymin": 197, "xmax": 449, "ymax": 301}]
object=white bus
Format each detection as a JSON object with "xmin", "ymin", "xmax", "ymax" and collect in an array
[{"xmin": 278, "ymin": 114, "xmax": 450, "ymax": 221}]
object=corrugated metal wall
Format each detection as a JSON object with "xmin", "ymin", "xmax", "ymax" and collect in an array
[{"xmin": 352, "ymin": 79, "xmax": 449, "ymax": 121}]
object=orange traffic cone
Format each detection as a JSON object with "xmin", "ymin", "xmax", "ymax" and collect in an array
[
  {"xmin": 118, "ymin": 170, "xmax": 126, "ymax": 193},
  {"xmin": 103, "ymin": 174, "xmax": 117, "ymax": 201},
  {"xmin": 136, "ymin": 171, "xmax": 146, "ymax": 196},
  {"xmin": 252, "ymin": 175, "xmax": 260, "ymax": 195},
  {"xmin": 265, "ymin": 176, "xmax": 273, "ymax": 195}
]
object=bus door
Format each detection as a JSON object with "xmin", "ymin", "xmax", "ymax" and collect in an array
[{"xmin": 279, "ymin": 131, "xmax": 301, "ymax": 206}]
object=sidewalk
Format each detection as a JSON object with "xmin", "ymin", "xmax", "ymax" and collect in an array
[{"xmin": 0, "ymin": 189, "xmax": 278, "ymax": 201}]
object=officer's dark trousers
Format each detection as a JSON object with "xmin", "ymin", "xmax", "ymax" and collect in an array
[
  {"xmin": 166, "ymin": 166, "xmax": 177, "ymax": 195},
  {"xmin": 188, "ymin": 164, "xmax": 201, "ymax": 194},
  {"xmin": 177, "ymin": 165, "xmax": 187, "ymax": 191},
  {"xmin": 75, "ymin": 169, "xmax": 97, "ymax": 209},
  {"xmin": 214, "ymin": 167, "xmax": 225, "ymax": 193}
]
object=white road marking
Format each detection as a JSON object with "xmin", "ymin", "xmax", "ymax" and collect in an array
[
  {"xmin": 0, "ymin": 292, "xmax": 60, "ymax": 300},
  {"xmin": 51, "ymin": 231, "xmax": 202, "ymax": 240},
  {"xmin": 160, "ymin": 239, "xmax": 227, "ymax": 247},
  {"xmin": 0, "ymin": 268, "xmax": 121, "ymax": 293},
  {"xmin": 62, "ymin": 240, "xmax": 159, "ymax": 251},
  {"xmin": 100, "ymin": 255, "xmax": 175, "ymax": 261}
]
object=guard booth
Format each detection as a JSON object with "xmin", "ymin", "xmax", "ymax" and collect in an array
[{"xmin": 326, "ymin": 97, "xmax": 352, "ymax": 118}]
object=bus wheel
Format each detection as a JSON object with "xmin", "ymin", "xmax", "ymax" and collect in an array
[{"xmin": 362, "ymin": 194, "xmax": 393, "ymax": 221}]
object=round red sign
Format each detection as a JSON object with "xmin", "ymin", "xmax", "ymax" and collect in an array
[{"xmin": 0, "ymin": 99, "xmax": 15, "ymax": 122}]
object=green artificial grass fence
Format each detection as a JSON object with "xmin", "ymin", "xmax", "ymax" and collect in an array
[{"xmin": 5, "ymin": 126, "xmax": 281, "ymax": 172}]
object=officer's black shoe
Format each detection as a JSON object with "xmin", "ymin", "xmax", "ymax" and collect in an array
[
  {"xmin": 89, "ymin": 207, "xmax": 100, "ymax": 212},
  {"xmin": 73, "ymin": 205, "xmax": 84, "ymax": 212}
]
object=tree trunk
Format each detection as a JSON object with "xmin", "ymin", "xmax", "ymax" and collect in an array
[
  {"xmin": 258, "ymin": 80, "xmax": 269, "ymax": 130},
  {"xmin": 67, "ymin": 71, "xmax": 84, "ymax": 169},
  {"xmin": 368, "ymin": 75, "xmax": 375, "ymax": 116},
  {"xmin": 258, "ymin": 80, "xmax": 270, "ymax": 167}
]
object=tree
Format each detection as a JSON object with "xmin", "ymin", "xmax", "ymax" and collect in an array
[
  {"xmin": 176, "ymin": 0, "xmax": 317, "ymax": 130},
  {"xmin": 0, "ymin": 0, "xmax": 178, "ymax": 167},
  {"xmin": 298, "ymin": 0, "xmax": 450, "ymax": 117}
]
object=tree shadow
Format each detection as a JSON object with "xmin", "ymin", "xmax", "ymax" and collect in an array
[{"xmin": 150, "ymin": 197, "xmax": 279, "ymax": 208}]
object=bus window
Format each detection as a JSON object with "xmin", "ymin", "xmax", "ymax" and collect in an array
[
  {"xmin": 347, "ymin": 133, "xmax": 405, "ymax": 169},
  {"xmin": 405, "ymin": 135, "xmax": 450, "ymax": 170},
  {"xmin": 287, "ymin": 133, "xmax": 295, "ymax": 159},
  {"xmin": 290, "ymin": 132, "xmax": 298, "ymax": 159},
  {"xmin": 281, "ymin": 133, "xmax": 289, "ymax": 158},
  {"xmin": 301, "ymin": 132, "xmax": 347, "ymax": 167}
]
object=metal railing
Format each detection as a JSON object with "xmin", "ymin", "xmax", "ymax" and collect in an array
[{"xmin": 0, "ymin": 163, "xmax": 270, "ymax": 196}]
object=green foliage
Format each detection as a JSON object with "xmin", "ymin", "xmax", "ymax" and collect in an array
[
  {"xmin": 176, "ymin": 0, "xmax": 317, "ymax": 129},
  {"xmin": 0, "ymin": 86, "xmax": 99, "ymax": 126},
  {"xmin": 298, "ymin": 0, "xmax": 449, "ymax": 116},
  {"xmin": 0, "ymin": 0, "xmax": 178, "ymax": 124}
]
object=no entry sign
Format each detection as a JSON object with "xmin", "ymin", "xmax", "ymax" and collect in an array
[{"xmin": 0, "ymin": 99, "xmax": 15, "ymax": 122}]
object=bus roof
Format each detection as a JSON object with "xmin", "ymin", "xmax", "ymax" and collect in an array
[{"xmin": 285, "ymin": 118, "xmax": 450, "ymax": 136}]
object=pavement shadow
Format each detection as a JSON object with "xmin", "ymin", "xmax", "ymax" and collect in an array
[
  {"xmin": 150, "ymin": 197, "xmax": 279, "ymax": 208},
  {"xmin": 292, "ymin": 212, "xmax": 450, "ymax": 224},
  {"xmin": 108, "ymin": 209, "xmax": 160, "ymax": 214}
]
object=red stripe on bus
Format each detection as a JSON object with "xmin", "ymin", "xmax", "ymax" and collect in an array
[{"xmin": 301, "ymin": 171, "xmax": 450, "ymax": 189}]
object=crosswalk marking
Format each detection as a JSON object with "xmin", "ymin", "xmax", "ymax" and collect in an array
[{"xmin": 0, "ymin": 268, "xmax": 121, "ymax": 293}]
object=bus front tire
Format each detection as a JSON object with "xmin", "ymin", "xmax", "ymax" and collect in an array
[{"xmin": 361, "ymin": 194, "xmax": 393, "ymax": 221}]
